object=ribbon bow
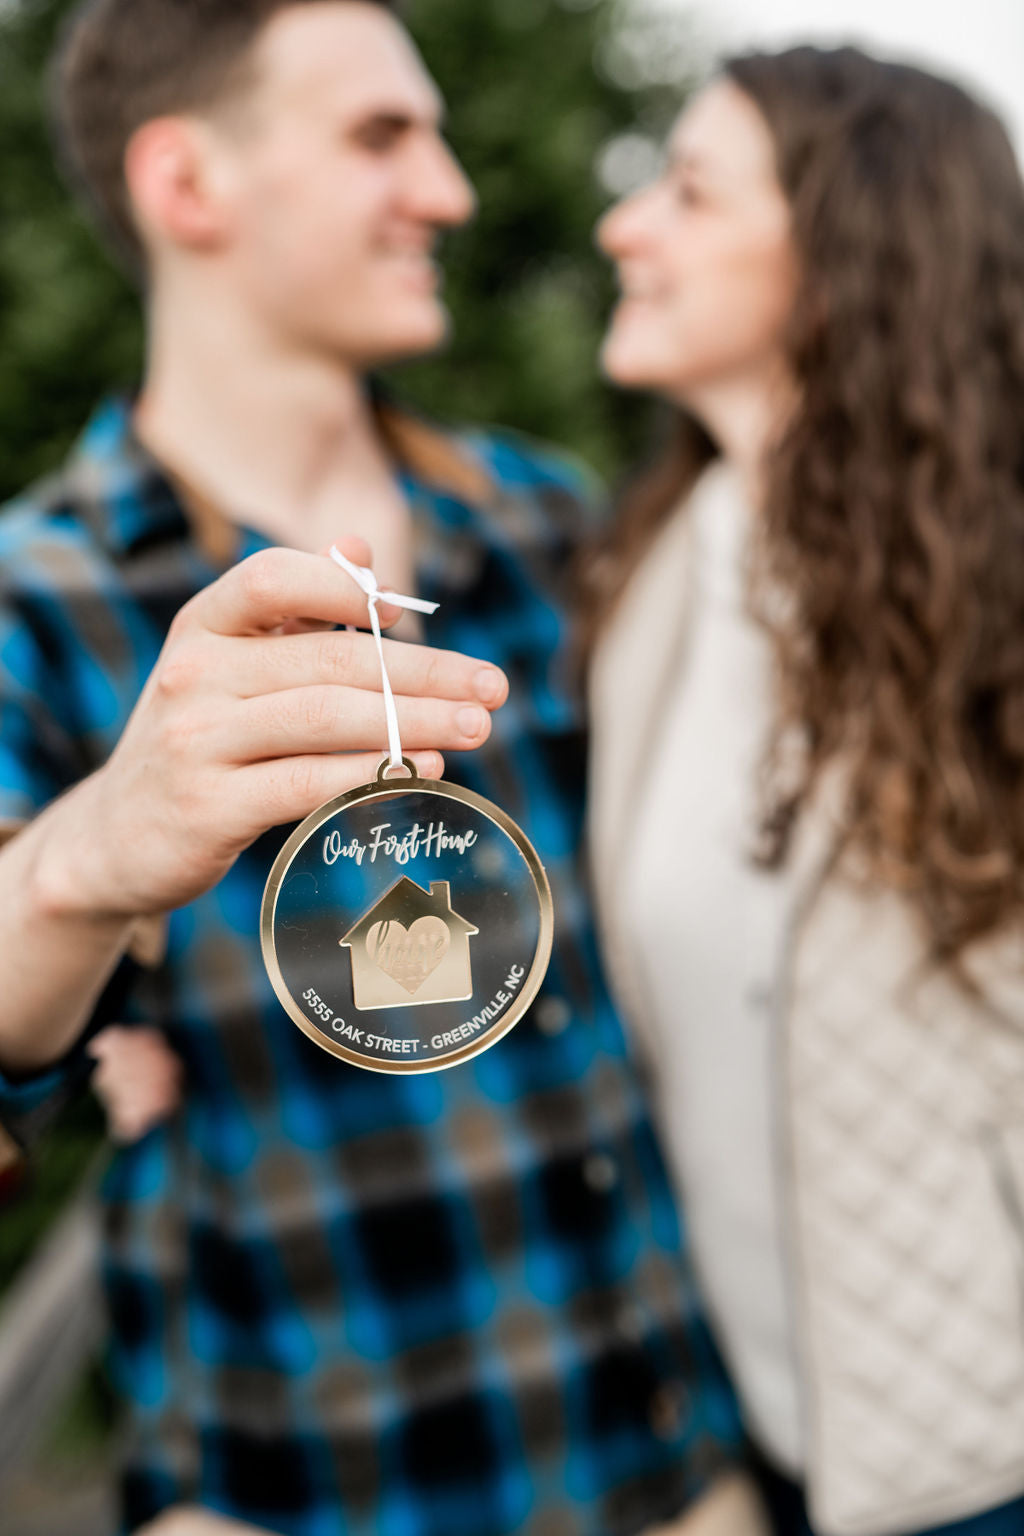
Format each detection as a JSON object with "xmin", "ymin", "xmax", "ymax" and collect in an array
[{"xmin": 329, "ymin": 545, "xmax": 440, "ymax": 774}]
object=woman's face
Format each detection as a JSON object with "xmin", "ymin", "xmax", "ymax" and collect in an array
[{"xmin": 598, "ymin": 78, "xmax": 797, "ymax": 405}]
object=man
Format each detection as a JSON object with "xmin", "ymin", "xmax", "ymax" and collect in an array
[{"xmin": 0, "ymin": 2, "xmax": 745, "ymax": 1532}]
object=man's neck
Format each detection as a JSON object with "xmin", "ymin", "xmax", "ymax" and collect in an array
[{"xmin": 135, "ymin": 287, "xmax": 411, "ymax": 561}]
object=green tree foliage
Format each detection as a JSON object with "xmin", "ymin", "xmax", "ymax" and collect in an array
[
  {"xmin": 396, "ymin": 0, "xmax": 671, "ymax": 476},
  {"xmin": 0, "ymin": 0, "xmax": 695, "ymax": 503},
  {"xmin": 0, "ymin": 0, "xmax": 143, "ymax": 498}
]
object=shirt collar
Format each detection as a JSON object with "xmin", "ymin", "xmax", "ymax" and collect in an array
[
  {"xmin": 68, "ymin": 395, "xmax": 498, "ymax": 597},
  {"xmin": 66, "ymin": 397, "xmax": 189, "ymax": 558}
]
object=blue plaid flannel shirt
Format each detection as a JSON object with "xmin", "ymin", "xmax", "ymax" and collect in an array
[{"xmin": 0, "ymin": 399, "xmax": 743, "ymax": 1536}]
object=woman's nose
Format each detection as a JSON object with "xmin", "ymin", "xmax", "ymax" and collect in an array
[{"xmin": 596, "ymin": 186, "xmax": 654, "ymax": 259}]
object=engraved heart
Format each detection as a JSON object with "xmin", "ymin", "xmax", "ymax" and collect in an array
[{"xmin": 365, "ymin": 915, "xmax": 451, "ymax": 995}]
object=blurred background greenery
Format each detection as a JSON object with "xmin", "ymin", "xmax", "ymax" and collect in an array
[{"xmin": 0, "ymin": 0, "xmax": 702, "ymax": 1524}]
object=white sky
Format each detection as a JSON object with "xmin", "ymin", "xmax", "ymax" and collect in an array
[{"xmin": 683, "ymin": 0, "xmax": 1024, "ymax": 160}]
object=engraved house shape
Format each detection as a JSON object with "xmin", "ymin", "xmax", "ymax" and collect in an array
[{"xmin": 339, "ymin": 878, "xmax": 479, "ymax": 1012}]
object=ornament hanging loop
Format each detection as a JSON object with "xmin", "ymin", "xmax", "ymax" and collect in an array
[{"xmin": 376, "ymin": 756, "xmax": 422, "ymax": 784}]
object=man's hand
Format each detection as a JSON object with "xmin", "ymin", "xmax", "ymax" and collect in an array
[
  {"xmin": 35, "ymin": 539, "xmax": 508, "ymax": 921},
  {"xmin": 136, "ymin": 1507, "xmax": 276, "ymax": 1535},
  {"xmin": 89, "ymin": 1025, "xmax": 183, "ymax": 1143}
]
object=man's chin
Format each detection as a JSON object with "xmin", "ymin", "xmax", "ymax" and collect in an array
[{"xmin": 353, "ymin": 309, "xmax": 452, "ymax": 370}]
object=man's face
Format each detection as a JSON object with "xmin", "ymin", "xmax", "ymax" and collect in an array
[{"xmin": 210, "ymin": 3, "xmax": 476, "ymax": 368}]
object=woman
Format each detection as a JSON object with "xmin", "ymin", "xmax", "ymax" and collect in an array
[{"xmin": 588, "ymin": 46, "xmax": 1024, "ymax": 1536}]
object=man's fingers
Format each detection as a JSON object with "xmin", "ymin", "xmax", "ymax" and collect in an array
[
  {"xmin": 229, "ymin": 630, "xmax": 508, "ymax": 707},
  {"xmin": 240, "ymin": 750, "xmax": 445, "ymax": 827},
  {"xmin": 189, "ymin": 545, "xmax": 403, "ymax": 637},
  {"xmin": 87, "ymin": 1025, "xmax": 130, "ymax": 1061},
  {"xmin": 321, "ymin": 535, "xmax": 372, "ymax": 568},
  {"xmin": 134, "ymin": 1505, "xmax": 278, "ymax": 1535},
  {"xmin": 226, "ymin": 686, "xmax": 492, "ymax": 761}
]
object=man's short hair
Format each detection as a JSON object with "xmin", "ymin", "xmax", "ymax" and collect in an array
[{"xmin": 52, "ymin": 0, "xmax": 399, "ymax": 273}]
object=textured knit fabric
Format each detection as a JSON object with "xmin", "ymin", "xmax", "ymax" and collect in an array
[
  {"xmin": 0, "ymin": 400, "xmax": 744, "ymax": 1536},
  {"xmin": 754, "ymin": 1457, "xmax": 1024, "ymax": 1536},
  {"xmin": 590, "ymin": 476, "xmax": 1024, "ymax": 1536}
]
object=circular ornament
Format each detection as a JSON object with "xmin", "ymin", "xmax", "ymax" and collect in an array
[{"xmin": 261, "ymin": 759, "xmax": 554, "ymax": 1072}]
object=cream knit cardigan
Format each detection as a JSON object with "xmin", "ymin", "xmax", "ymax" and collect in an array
[{"xmin": 589, "ymin": 479, "xmax": 1024, "ymax": 1536}]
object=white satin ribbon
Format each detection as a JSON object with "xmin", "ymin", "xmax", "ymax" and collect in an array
[{"xmin": 329, "ymin": 544, "xmax": 440, "ymax": 773}]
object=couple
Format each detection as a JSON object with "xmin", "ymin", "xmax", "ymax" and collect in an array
[{"xmin": 3, "ymin": 4, "xmax": 1024, "ymax": 1536}]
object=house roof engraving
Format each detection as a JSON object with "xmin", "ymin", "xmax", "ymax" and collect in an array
[{"xmin": 339, "ymin": 877, "xmax": 478, "ymax": 948}]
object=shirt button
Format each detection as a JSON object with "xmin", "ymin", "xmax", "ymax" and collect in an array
[
  {"xmin": 582, "ymin": 1152, "xmax": 619, "ymax": 1193},
  {"xmin": 648, "ymin": 1382, "xmax": 689, "ymax": 1441},
  {"xmin": 746, "ymin": 981, "xmax": 773, "ymax": 1011},
  {"xmin": 536, "ymin": 996, "xmax": 571, "ymax": 1036}
]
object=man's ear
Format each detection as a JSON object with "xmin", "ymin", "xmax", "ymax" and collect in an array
[{"xmin": 124, "ymin": 117, "xmax": 232, "ymax": 256}]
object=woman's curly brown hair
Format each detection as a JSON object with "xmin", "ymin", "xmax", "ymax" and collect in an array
[{"xmin": 589, "ymin": 46, "xmax": 1024, "ymax": 960}]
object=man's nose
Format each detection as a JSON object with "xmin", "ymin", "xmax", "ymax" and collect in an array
[{"xmin": 411, "ymin": 137, "xmax": 477, "ymax": 229}]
